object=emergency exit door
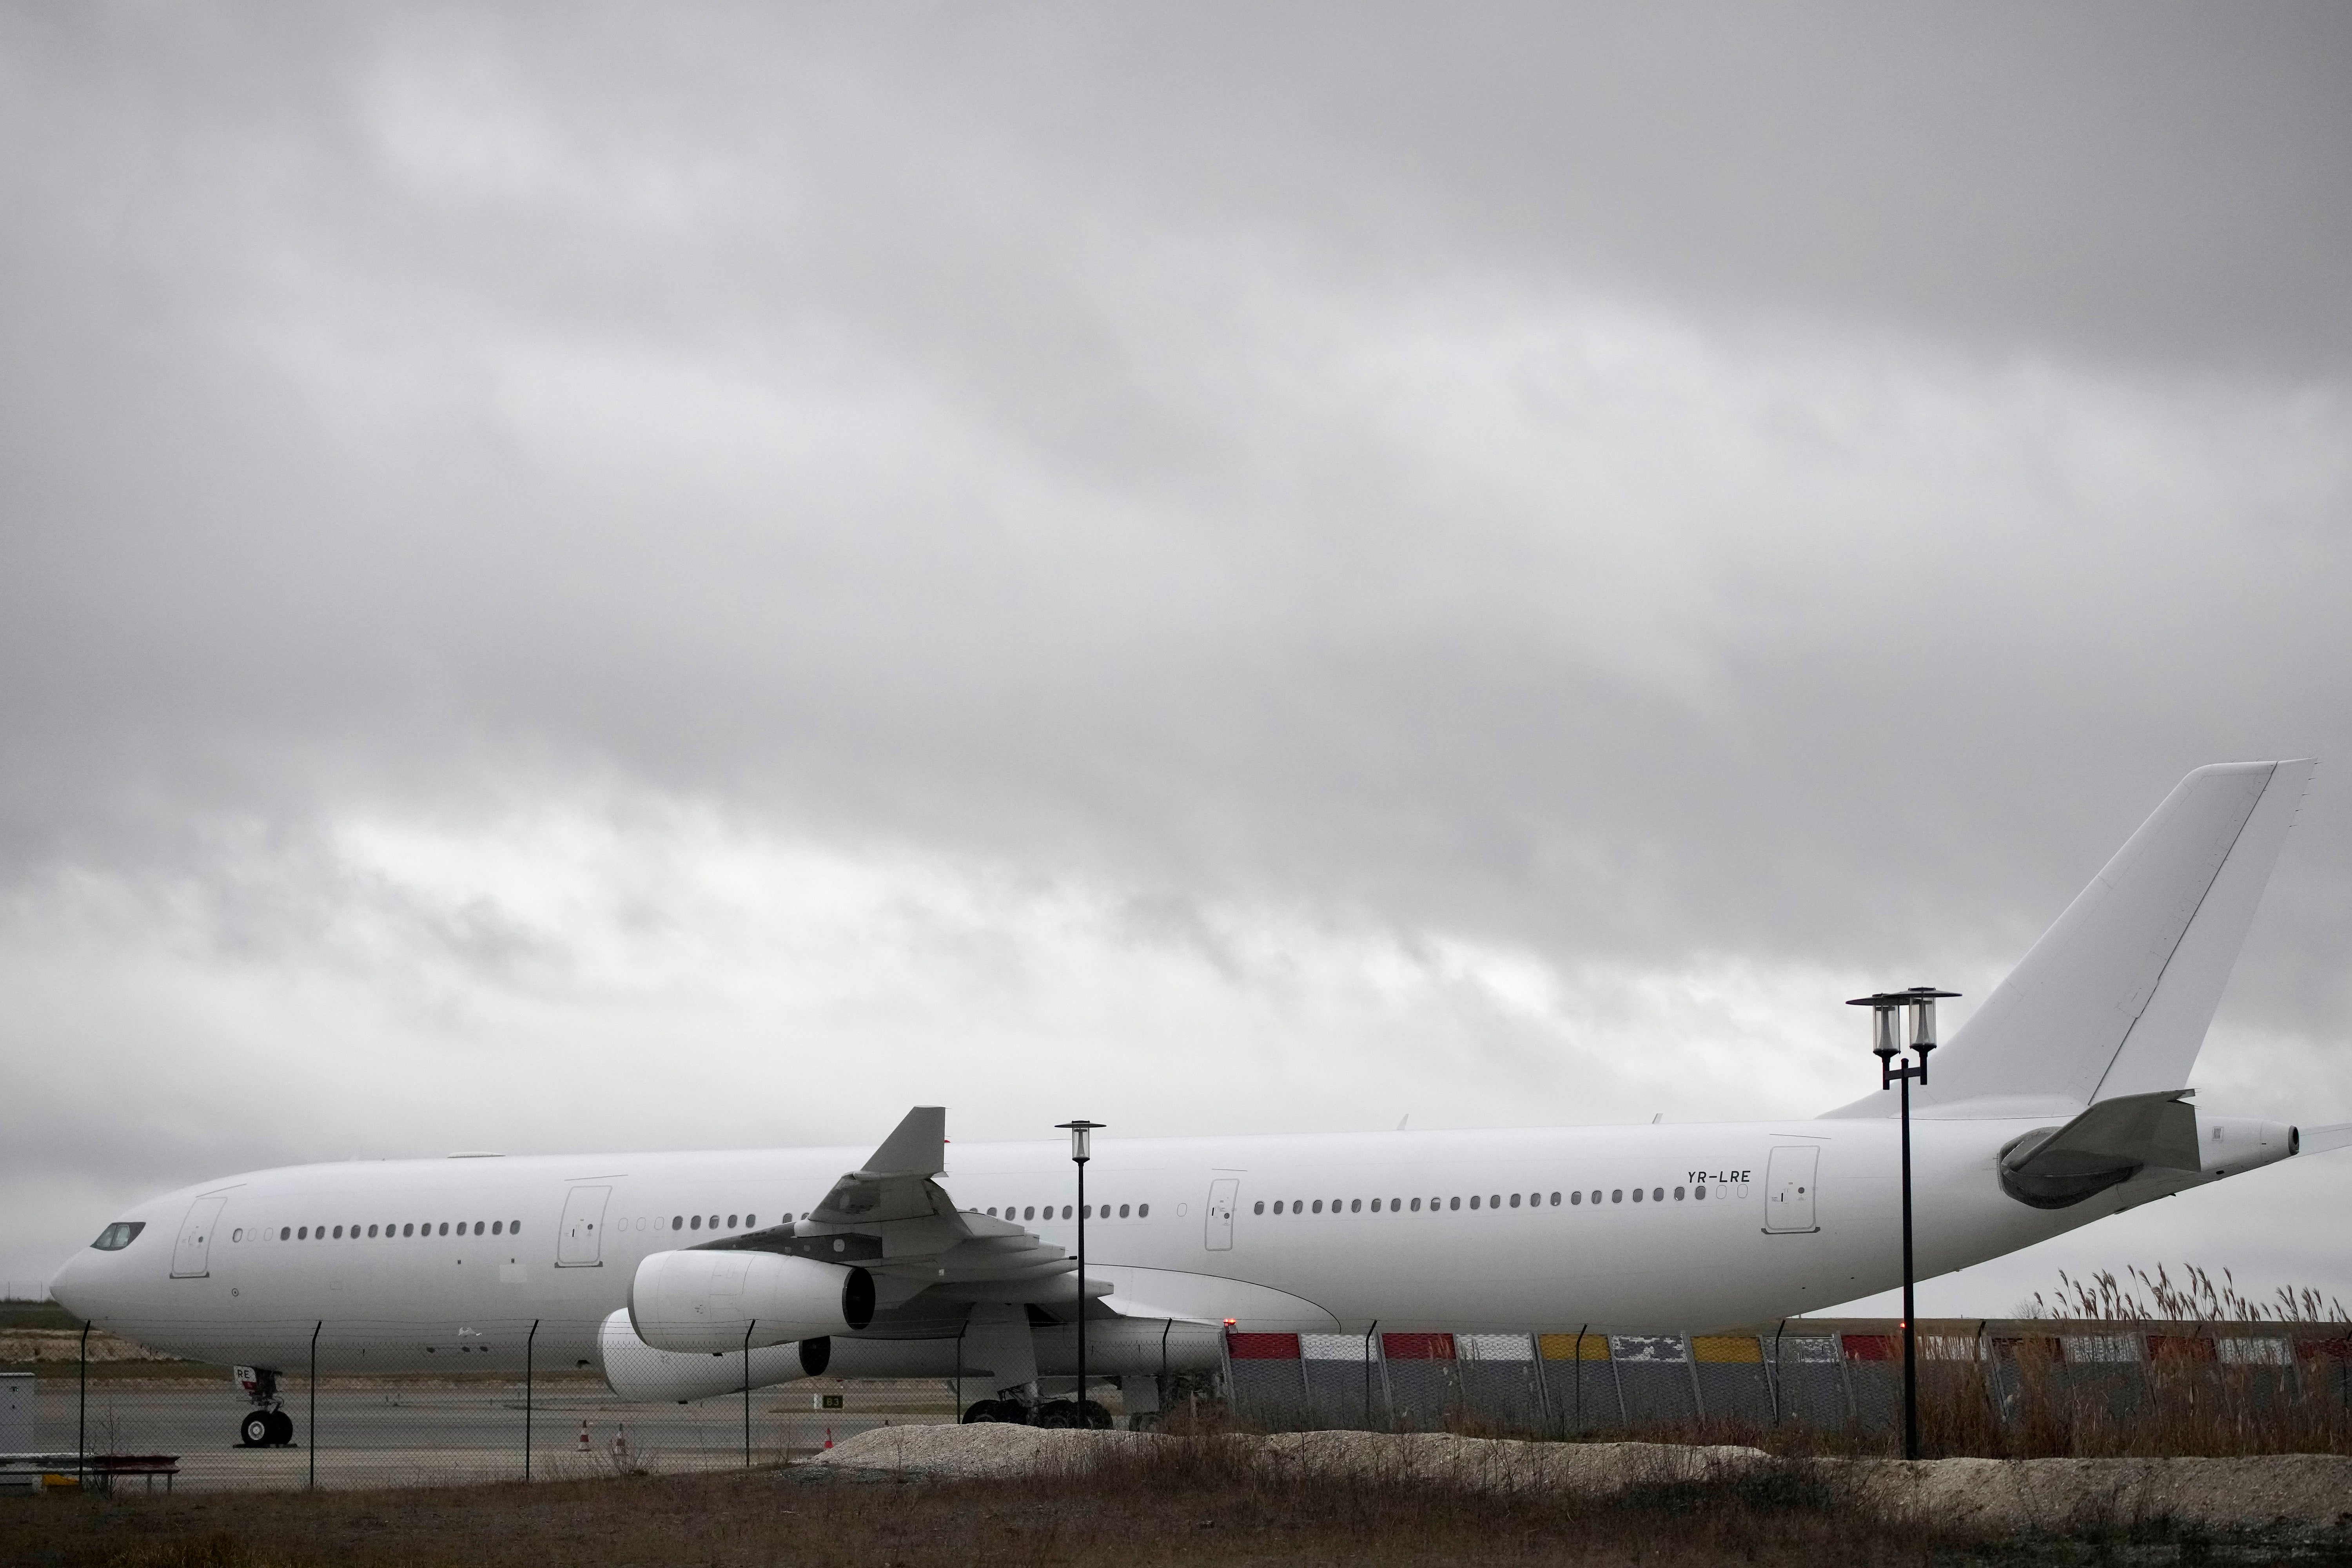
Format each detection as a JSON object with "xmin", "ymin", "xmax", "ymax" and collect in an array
[
  {"xmin": 1204, "ymin": 1179, "xmax": 1238, "ymax": 1251},
  {"xmin": 557, "ymin": 1185, "xmax": 612, "ymax": 1267},
  {"xmin": 1762, "ymin": 1147, "xmax": 1819, "ymax": 1234}
]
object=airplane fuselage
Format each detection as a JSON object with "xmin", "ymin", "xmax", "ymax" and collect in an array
[{"xmin": 51, "ymin": 1115, "xmax": 2182, "ymax": 1378}]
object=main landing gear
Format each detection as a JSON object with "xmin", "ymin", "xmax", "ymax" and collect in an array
[
  {"xmin": 234, "ymin": 1367, "xmax": 296, "ymax": 1447},
  {"xmin": 960, "ymin": 1397, "xmax": 1111, "ymax": 1429}
]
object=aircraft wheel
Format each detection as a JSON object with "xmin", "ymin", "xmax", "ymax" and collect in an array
[
  {"xmin": 267, "ymin": 1410, "xmax": 295, "ymax": 1446},
  {"xmin": 962, "ymin": 1399, "xmax": 1014, "ymax": 1424},
  {"xmin": 1032, "ymin": 1399, "xmax": 1077, "ymax": 1428},
  {"xmin": 240, "ymin": 1410, "xmax": 272, "ymax": 1447},
  {"xmin": 1078, "ymin": 1398, "xmax": 1112, "ymax": 1430}
]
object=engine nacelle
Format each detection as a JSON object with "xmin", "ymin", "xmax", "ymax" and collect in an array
[
  {"xmin": 596, "ymin": 1308, "xmax": 829, "ymax": 1403},
  {"xmin": 628, "ymin": 1249, "xmax": 875, "ymax": 1354}
]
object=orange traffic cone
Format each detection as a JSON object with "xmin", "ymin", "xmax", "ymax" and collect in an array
[
  {"xmin": 822, "ymin": 1427, "xmax": 833, "ymax": 1449},
  {"xmin": 578, "ymin": 1419, "xmax": 591, "ymax": 1453}
]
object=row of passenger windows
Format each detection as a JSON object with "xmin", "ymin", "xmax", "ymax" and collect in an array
[
  {"xmin": 982, "ymin": 1203, "xmax": 1146, "ymax": 1222},
  {"xmin": 279, "ymin": 1221, "xmax": 519, "ymax": 1241},
  {"xmin": 1253, "ymin": 1185, "xmax": 1704, "ymax": 1216}
]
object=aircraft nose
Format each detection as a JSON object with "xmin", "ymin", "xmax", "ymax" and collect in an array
[{"xmin": 47, "ymin": 1252, "xmax": 95, "ymax": 1321}]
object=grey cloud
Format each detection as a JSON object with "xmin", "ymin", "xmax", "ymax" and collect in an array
[{"xmin": 4, "ymin": 4, "xmax": 2352, "ymax": 1289}]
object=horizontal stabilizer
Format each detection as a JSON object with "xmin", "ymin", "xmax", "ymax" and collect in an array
[
  {"xmin": 1998, "ymin": 1089, "xmax": 2197, "ymax": 1209},
  {"xmin": 2301, "ymin": 1123, "xmax": 2352, "ymax": 1158}
]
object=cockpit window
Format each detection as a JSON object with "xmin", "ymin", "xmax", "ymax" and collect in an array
[{"xmin": 91, "ymin": 1221, "xmax": 145, "ymax": 1251}]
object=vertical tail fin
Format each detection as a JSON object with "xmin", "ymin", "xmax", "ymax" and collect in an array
[{"xmin": 1827, "ymin": 759, "xmax": 2313, "ymax": 1119}]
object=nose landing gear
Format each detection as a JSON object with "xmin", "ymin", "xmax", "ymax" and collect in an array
[{"xmin": 233, "ymin": 1366, "xmax": 295, "ymax": 1447}]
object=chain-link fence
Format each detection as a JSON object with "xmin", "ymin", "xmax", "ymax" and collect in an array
[
  {"xmin": 1, "ymin": 1314, "xmax": 973, "ymax": 1495},
  {"xmin": 9, "ymin": 1312, "xmax": 2352, "ymax": 1492}
]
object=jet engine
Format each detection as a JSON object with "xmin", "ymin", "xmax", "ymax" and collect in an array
[
  {"xmin": 596, "ymin": 1308, "xmax": 830, "ymax": 1402},
  {"xmin": 628, "ymin": 1249, "xmax": 875, "ymax": 1354}
]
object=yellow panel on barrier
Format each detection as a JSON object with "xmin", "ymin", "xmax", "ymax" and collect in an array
[
  {"xmin": 1691, "ymin": 1336, "xmax": 1763, "ymax": 1364},
  {"xmin": 1537, "ymin": 1333, "xmax": 1610, "ymax": 1361}
]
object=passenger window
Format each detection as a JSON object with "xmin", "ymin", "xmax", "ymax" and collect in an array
[
  {"xmin": 744, "ymin": 1215, "xmax": 755, "ymax": 1228},
  {"xmin": 280, "ymin": 1227, "xmax": 292, "ymax": 1240},
  {"xmin": 491, "ymin": 1221, "xmax": 502, "ymax": 1235},
  {"xmin": 728, "ymin": 1214, "xmax": 738, "ymax": 1228},
  {"xmin": 1410, "ymin": 1198, "xmax": 1422, "ymax": 1212},
  {"xmin": 1591, "ymin": 1191, "xmax": 1602, "ymax": 1205},
  {"xmin": 1550, "ymin": 1192, "xmax": 1560, "ymax": 1205},
  {"xmin": 987, "ymin": 1207, "xmax": 998, "ymax": 1218},
  {"xmin": 1674, "ymin": 1187, "xmax": 1685, "ymax": 1201},
  {"xmin": 1023, "ymin": 1206, "xmax": 1034, "ymax": 1220},
  {"xmin": 403, "ymin": 1224, "xmax": 414, "ymax": 1236},
  {"xmin": 1653, "ymin": 1188, "xmax": 1663, "ymax": 1202},
  {"xmin": 1349, "ymin": 1199, "xmax": 1361, "ymax": 1213},
  {"xmin": 1570, "ymin": 1192, "xmax": 1581, "ymax": 1205},
  {"xmin": 1253, "ymin": 1201, "xmax": 1264, "ymax": 1215},
  {"xmin": 1632, "ymin": 1189, "xmax": 1644, "ymax": 1203},
  {"xmin": 1312, "ymin": 1200, "xmax": 1323, "ymax": 1214},
  {"xmin": 1490, "ymin": 1194, "xmax": 1501, "ymax": 1208},
  {"xmin": 439, "ymin": 1222, "xmax": 449, "ymax": 1236},
  {"xmin": 1508, "ymin": 1194, "xmax": 1520, "ymax": 1209},
  {"xmin": 1611, "ymin": 1191, "xmax": 1622, "ymax": 1204},
  {"xmin": 367, "ymin": 1224, "xmax": 377, "ymax": 1237},
  {"xmin": 1449, "ymin": 1197, "xmax": 1460, "ymax": 1211},
  {"xmin": 1138, "ymin": 1203, "xmax": 1149, "ymax": 1217},
  {"xmin": 1120, "ymin": 1204, "xmax": 1131, "ymax": 1218},
  {"xmin": 1062, "ymin": 1206, "xmax": 1073, "ymax": 1220},
  {"xmin": 333, "ymin": 1225, "xmax": 344, "ymax": 1238},
  {"xmin": 708, "ymin": 1215, "xmax": 718, "ymax": 1229},
  {"xmin": 1468, "ymin": 1196, "xmax": 1479, "ymax": 1210},
  {"xmin": 691, "ymin": 1215, "xmax": 703, "ymax": 1230},
  {"xmin": 1694, "ymin": 1186, "xmax": 1706, "ymax": 1200},
  {"xmin": 672, "ymin": 1216, "xmax": 683, "ymax": 1230}
]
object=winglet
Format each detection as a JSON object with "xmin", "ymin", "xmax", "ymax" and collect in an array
[{"xmin": 861, "ymin": 1106, "xmax": 946, "ymax": 1176}]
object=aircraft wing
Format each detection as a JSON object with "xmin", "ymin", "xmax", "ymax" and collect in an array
[{"xmin": 698, "ymin": 1105, "xmax": 1101, "ymax": 1307}]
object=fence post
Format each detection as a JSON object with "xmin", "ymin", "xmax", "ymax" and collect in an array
[
  {"xmin": 307, "ymin": 1321, "xmax": 321, "ymax": 1491},
  {"xmin": 1363, "ymin": 1322, "xmax": 1378, "ymax": 1430},
  {"xmin": 742, "ymin": 1320, "xmax": 756, "ymax": 1468},
  {"xmin": 76, "ymin": 1322, "xmax": 88, "ymax": 1489},
  {"xmin": 525, "ymin": 1319, "xmax": 539, "ymax": 1482}
]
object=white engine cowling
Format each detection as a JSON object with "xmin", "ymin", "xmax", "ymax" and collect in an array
[
  {"xmin": 596, "ymin": 1308, "xmax": 827, "ymax": 1402},
  {"xmin": 628, "ymin": 1249, "xmax": 875, "ymax": 1354}
]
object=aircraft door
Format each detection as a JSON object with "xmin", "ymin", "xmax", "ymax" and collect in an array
[
  {"xmin": 557, "ymin": 1185, "xmax": 613, "ymax": 1267},
  {"xmin": 1204, "ymin": 1179, "xmax": 1238, "ymax": 1251},
  {"xmin": 171, "ymin": 1195, "xmax": 229, "ymax": 1278},
  {"xmin": 1762, "ymin": 1147, "xmax": 1819, "ymax": 1233}
]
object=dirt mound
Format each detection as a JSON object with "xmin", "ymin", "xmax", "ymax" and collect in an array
[{"xmin": 803, "ymin": 1426, "xmax": 2352, "ymax": 1536}]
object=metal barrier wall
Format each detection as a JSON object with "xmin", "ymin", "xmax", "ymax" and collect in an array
[{"xmin": 1218, "ymin": 1319, "xmax": 2352, "ymax": 1446}]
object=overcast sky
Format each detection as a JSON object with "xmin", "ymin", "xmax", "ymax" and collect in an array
[{"xmin": 4, "ymin": 4, "xmax": 2350, "ymax": 1316}]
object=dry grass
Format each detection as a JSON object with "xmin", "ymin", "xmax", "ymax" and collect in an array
[{"xmin": 2, "ymin": 1445, "xmax": 1967, "ymax": 1568}]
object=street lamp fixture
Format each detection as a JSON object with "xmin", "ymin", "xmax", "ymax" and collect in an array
[
  {"xmin": 1847, "ymin": 985, "xmax": 1958, "ymax": 1463},
  {"xmin": 1056, "ymin": 1119, "xmax": 1107, "ymax": 1429}
]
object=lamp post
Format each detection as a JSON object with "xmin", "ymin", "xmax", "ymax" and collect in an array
[
  {"xmin": 1056, "ymin": 1119, "xmax": 1105, "ymax": 1428},
  {"xmin": 1847, "ymin": 985, "xmax": 1958, "ymax": 1462}
]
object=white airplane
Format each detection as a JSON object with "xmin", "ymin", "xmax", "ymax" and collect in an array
[{"xmin": 48, "ymin": 760, "xmax": 2352, "ymax": 1446}]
